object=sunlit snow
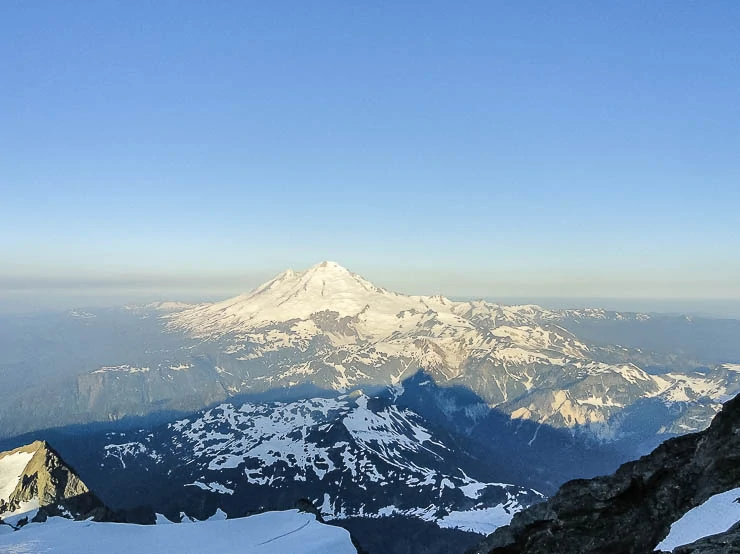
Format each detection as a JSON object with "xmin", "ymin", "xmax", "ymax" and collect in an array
[
  {"xmin": 437, "ymin": 505, "xmax": 517, "ymax": 534},
  {"xmin": 0, "ymin": 451, "xmax": 34, "ymax": 504},
  {"xmin": 0, "ymin": 510, "xmax": 356, "ymax": 554}
]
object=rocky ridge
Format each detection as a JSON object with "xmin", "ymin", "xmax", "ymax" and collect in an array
[
  {"xmin": 0, "ymin": 441, "xmax": 110, "ymax": 530},
  {"xmin": 469, "ymin": 392, "xmax": 740, "ymax": 553}
]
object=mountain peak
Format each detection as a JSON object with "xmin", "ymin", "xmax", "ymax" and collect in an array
[
  {"xmin": 311, "ymin": 260, "xmax": 348, "ymax": 271},
  {"xmin": 0, "ymin": 441, "xmax": 110, "ymax": 528},
  {"xmin": 169, "ymin": 262, "xmax": 452, "ymax": 337},
  {"xmin": 263, "ymin": 262, "xmax": 356, "ymax": 290},
  {"xmin": 253, "ymin": 261, "xmax": 382, "ymax": 300},
  {"xmin": 298, "ymin": 260, "xmax": 357, "ymax": 282}
]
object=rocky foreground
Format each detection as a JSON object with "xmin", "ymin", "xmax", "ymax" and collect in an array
[{"xmin": 470, "ymin": 393, "xmax": 740, "ymax": 553}]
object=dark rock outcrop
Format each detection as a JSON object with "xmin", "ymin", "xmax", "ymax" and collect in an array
[{"xmin": 470, "ymin": 393, "xmax": 740, "ymax": 554}]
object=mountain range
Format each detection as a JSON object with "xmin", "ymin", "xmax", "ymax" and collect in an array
[
  {"xmin": 3, "ymin": 262, "xmax": 738, "ymax": 447},
  {"xmin": 1, "ymin": 261, "xmax": 740, "ymax": 553}
]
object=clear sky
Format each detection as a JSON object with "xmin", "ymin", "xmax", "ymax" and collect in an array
[{"xmin": 1, "ymin": 1, "xmax": 739, "ymax": 310}]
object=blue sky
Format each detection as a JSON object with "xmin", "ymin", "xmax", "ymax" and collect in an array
[{"xmin": 1, "ymin": 1, "xmax": 739, "ymax": 308}]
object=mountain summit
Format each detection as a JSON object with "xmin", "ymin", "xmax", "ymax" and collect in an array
[{"xmin": 170, "ymin": 261, "xmax": 454, "ymax": 339}]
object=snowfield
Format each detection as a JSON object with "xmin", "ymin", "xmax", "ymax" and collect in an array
[
  {"xmin": 656, "ymin": 487, "xmax": 740, "ymax": 551},
  {"xmin": 437, "ymin": 506, "xmax": 518, "ymax": 534},
  {"xmin": 0, "ymin": 445, "xmax": 42, "ymax": 526},
  {"xmin": 0, "ymin": 510, "xmax": 356, "ymax": 553}
]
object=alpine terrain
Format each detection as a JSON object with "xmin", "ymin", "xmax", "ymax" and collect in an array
[
  {"xmin": 0, "ymin": 440, "xmax": 110, "ymax": 531},
  {"xmin": 3, "ymin": 262, "xmax": 739, "ymax": 452},
  {"xmin": 1, "ymin": 263, "xmax": 739, "ymax": 553},
  {"xmin": 0, "ymin": 442, "xmax": 357, "ymax": 553},
  {"xmin": 470, "ymin": 392, "xmax": 740, "ymax": 553}
]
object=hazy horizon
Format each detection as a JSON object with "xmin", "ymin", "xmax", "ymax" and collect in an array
[{"xmin": 2, "ymin": 260, "xmax": 739, "ymax": 318}]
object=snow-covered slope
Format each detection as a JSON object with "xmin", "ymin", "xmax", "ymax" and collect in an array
[
  {"xmin": 172, "ymin": 261, "xmax": 441, "ymax": 333},
  {"xmin": 0, "ymin": 447, "xmax": 37, "ymax": 525},
  {"xmin": 656, "ymin": 487, "xmax": 740, "ymax": 551},
  {"xmin": 0, "ymin": 510, "xmax": 356, "ymax": 553},
  {"xmin": 91, "ymin": 392, "xmax": 541, "ymax": 535},
  {"xmin": 0, "ymin": 451, "xmax": 34, "ymax": 501}
]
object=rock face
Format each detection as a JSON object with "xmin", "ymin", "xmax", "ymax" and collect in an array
[
  {"xmin": 469, "ymin": 393, "xmax": 740, "ymax": 554},
  {"xmin": 0, "ymin": 441, "xmax": 110, "ymax": 528}
]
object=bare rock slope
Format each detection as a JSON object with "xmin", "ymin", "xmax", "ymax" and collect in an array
[{"xmin": 470, "ymin": 393, "xmax": 740, "ymax": 554}]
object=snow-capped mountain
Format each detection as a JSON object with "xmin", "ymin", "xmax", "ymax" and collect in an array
[
  {"xmin": 161, "ymin": 261, "xmax": 740, "ymax": 445},
  {"xmin": 167, "ymin": 261, "xmax": 586, "ymax": 389},
  {"xmin": 58, "ymin": 389, "xmax": 542, "ymax": 553}
]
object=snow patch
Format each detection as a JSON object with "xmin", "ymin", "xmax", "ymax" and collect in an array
[
  {"xmin": 437, "ymin": 505, "xmax": 517, "ymax": 534},
  {"xmin": 657, "ymin": 487, "xmax": 740, "ymax": 551},
  {"xmin": 0, "ymin": 451, "xmax": 34, "ymax": 504}
]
